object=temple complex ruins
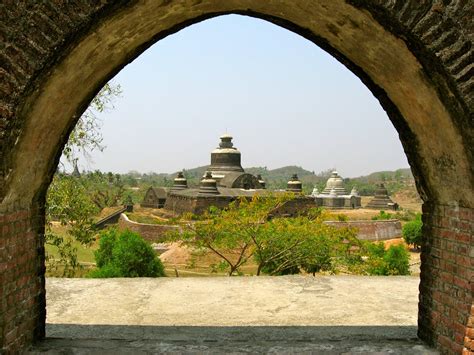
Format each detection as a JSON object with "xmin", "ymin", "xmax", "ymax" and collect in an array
[
  {"xmin": 161, "ymin": 134, "xmax": 264, "ymax": 214},
  {"xmin": 140, "ymin": 135, "xmax": 404, "ymax": 214},
  {"xmin": 140, "ymin": 134, "xmax": 313, "ymax": 215}
]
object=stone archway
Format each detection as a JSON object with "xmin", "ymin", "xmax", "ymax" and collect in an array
[{"xmin": 1, "ymin": 1, "xmax": 472, "ymax": 353}]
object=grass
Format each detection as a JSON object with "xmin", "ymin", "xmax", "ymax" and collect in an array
[
  {"xmin": 45, "ymin": 224, "xmax": 98, "ymax": 264},
  {"xmin": 45, "ymin": 223, "xmax": 98, "ymax": 276}
]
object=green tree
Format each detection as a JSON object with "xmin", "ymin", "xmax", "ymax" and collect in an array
[
  {"xmin": 360, "ymin": 242, "xmax": 410, "ymax": 276},
  {"xmin": 46, "ymin": 82, "xmax": 122, "ymax": 276},
  {"xmin": 62, "ymin": 82, "xmax": 122, "ymax": 163},
  {"xmin": 402, "ymin": 214, "xmax": 423, "ymax": 250},
  {"xmin": 384, "ymin": 245, "xmax": 410, "ymax": 275},
  {"xmin": 169, "ymin": 194, "xmax": 360, "ymax": 276},
  {"xmin": 45, "ymin": 174, "xmax": 99, "ymax": 276},
  {"xmin": 90, "ymin": 228, "xmax": 165, "ymax": 278}
]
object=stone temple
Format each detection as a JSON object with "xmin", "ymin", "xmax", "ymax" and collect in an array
[
  {"xmin": 142, "ymin": 135, "xmax": 365, "ymax": 215},
  {"xmin": 163, "ymin": 134, "xmax": 263, "ymax": 215},
  {"xmin": 366, "ymin": 183, "xmax": 398, "ymax": 210},
  {"xmin": 312, "ymin": 171, "xmax": 362, "ymax": 209},
  {"xmin": 160, "ymin": 134, "xmax": 314, "ymax": 215}
]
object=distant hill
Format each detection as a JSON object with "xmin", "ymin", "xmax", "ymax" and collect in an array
[{"xmin": 350, "ymin": 168, "xmax": 413, "ymax": 183}]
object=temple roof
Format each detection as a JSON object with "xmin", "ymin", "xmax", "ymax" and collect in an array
[
  {"xmin": 211, "ymin": 134, "xmax": 240, "ymax": 153},
  {"xmin": 208, "ymin": 134, "xmax": 244, "ymax": 173},
  {"xmin": 147, "ymin": 187, "xmax": 168, "ymax": 199}
]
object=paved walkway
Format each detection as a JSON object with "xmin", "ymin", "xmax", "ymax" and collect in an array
[{"xmin": 32, "ymin": 276, "xmax": 437, "ymax": 353}]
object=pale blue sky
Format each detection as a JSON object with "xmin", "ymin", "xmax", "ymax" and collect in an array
[{"xmin": 83, "ymin": 14, "xmax": 409, "ymax": 178}]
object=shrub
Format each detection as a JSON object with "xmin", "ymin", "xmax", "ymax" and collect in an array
[
  {"xmin": 90, "ymin": 228, "xmax": 165, "ymax": 278},
  {"xmin": 94, "ymin": 228, "xmax": 116, "ymax": 268},
  {"xmin": 87, "ymin": 263, "xmax": 122, "ymax": 278},
  {"xmin": 402, "ymin": 214, "xmax": 422, "ymax": 250},
  {"xmin": 364, "ymin": 243, "xmax": 410, "ymax": 276},
  {"xmin": 371, "ymin": 211, "xmax": 393, "ymax": 220},
  {"xmin": 384, "ymin": 245, "xmax": 410, "ymax": 275},
  {"xmin": 366, "ymin": 242, "xmax": 386, "ymax": 258},
  {"xmin": 336, "ymin": 214, "xmax": 348, "ymax": 222}
]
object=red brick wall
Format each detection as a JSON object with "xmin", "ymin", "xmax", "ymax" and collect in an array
[
  {"xmin": 418, "ymin": 203, "xmax": 473, "ymax": 354},
  {"xmin": 0, "ymin": 208, "xmax": 45, "ymax": 353},
  {"xmin": 117, "ymin": 214, "xmax": 179, "ymax": 243},
  {"xmin": 324, "ymin": 219, "xmax": 402, "ymax": 241}
]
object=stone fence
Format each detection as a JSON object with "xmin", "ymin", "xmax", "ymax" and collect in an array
[
  {"xmin": 117, "ymin": 214, "xmax": 180, "ymax": 243},
  {"xmin": 324, "ymin": 219, "xmax": 402, "ymax": 241},
  {"xmin": 119, "ymin": 212, "xmax": 401, "ymax": 243}
]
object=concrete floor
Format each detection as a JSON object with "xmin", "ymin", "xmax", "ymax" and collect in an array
[{"xmin": 32, "ymin": 276, "xmax": 437, "ymax": 353}]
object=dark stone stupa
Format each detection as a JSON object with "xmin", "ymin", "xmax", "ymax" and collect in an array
[
  {"xmin": 144, "ymin": 134, "xmax": 315, "ymax": 216},
  {"xmin": 199, "ymin": 172, "xmax": 220, "ymax": 195},
  {"xmin": 208, "ymin": 134, "xmax": 244, "ymax": 173},
  {"xmin": 286, "ymin": 174, "xmax": 303, "ymax": 193},
  {"xmin": 171, "ymin": 171, "xmax": 188, "ymax": 191},
  {"xmin": 366, "ymin": 183, "xmax": 398, "ymax": 210}
]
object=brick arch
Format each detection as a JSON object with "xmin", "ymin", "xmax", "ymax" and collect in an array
[{"xmin": 1, "ymin": 1, "xmax": 472, "ymax": 353}]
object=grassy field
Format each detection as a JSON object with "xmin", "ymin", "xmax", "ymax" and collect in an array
[
  {"xmin": 45, "ymin": 223, "xmax": 98, "ymax": 276},
  {"xmin": 46, "ymin": 223, "xmax": 98, "ymax": 263}
]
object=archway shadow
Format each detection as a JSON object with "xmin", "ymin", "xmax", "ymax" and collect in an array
[{"xmin": 33, "ymin": 324, "xmax": 435, "ymax": 353}]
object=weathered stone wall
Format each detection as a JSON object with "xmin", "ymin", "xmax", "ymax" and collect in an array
[
  {"xmin": 94, "ymin": 206, "xmax": 127, "ymax": 230},
  {"xmin": 418, "ymin": 203, "xmax": 473, "ymax": 354},
  {"xmin": 324, "ymin": 219, "xmax": 402, "ymax": 241},
  {"xmin": 270, "ymin": 197, "xmax": 318, "ymax": 218},
  {"xmin": 117, "ymin": 214, "xmax": 179, "ymax": 243}
]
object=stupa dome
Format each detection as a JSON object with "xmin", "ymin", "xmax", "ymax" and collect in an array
[
  {"xmin": 171, "ymin": 171, "xmax": 188, "ymax": 190},
  {"xmin": 286, "ymin": 174, "xmax": 303, "ymax": 193},
  {"xmin": 374, "ymin": 183, "xmax": 389, "ymax": 197},
  {"xmin": 198, "ymin": 171, "xmax": 220, "ymax": 195},
  {"xmin": 322, "ymin": 171, "xmax": 347, "ymax": 195},
  {"xmin": 366, "ymin": 183, "xmax": 397, "ymax": 210},
  {"xmin": 208, "ymin": 134, "xmax": 244, "ymax": 173}
]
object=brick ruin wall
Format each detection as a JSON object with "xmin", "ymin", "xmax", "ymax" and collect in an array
[
  {"xmin": 270, "ymin": 197, "xmax": 317, "ymax": 218},
  {"xmin": 324, "ymin": 219, "xmax": 402, "ymax": 241},
  {"xmin": 0, "ymin": 209, "xmax": 45, "ymax": 353},
  {"xmin": 117, "ymin": 214, "xmax": 179, "ymax": 243},
  {"xmin": 418, "ymin": 204, "xmax": 473, "ymax": 354}
]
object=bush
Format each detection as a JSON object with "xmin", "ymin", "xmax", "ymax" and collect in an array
[
  {"xmin": 384, "ymin": 245, "xmax": 410, "ymax": 275},
  {"xmin": 87, "ymin": 263, "xmax": 122, "ymax": 278},
  {"xmin": 402, "ymin": 214, "xmax": 422, "ymax": 250},
  {"xmin": 371, "ymin": 211, "xmax": 393, "ymax": 220},
  {"xmin": 94, "ymin": 228, "xmax": 116, "ymax": 268},
  {"xmin": 366, "ymin": 242, "xmax": 386, "ymax": 258},
  {"xmin": 90, "ymin": 228, "xmax": 165, "ymax": 278},
  {"xmin": 336, "ymin": 214, "xmax": 348, "ymax": 222}
]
